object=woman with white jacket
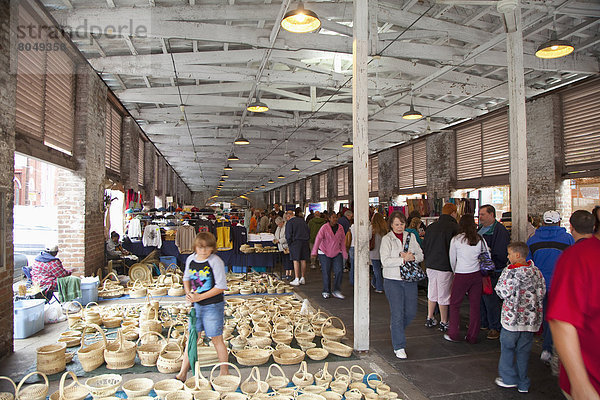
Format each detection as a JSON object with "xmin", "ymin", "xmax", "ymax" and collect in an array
[
  {"xmin": 274, "ymin": 217, "xmax": 292, "ymax": 280},
  {"xmin": 380, "ymin": 211, "xmax": 424, "ymax": 359},
  {"xmin": 445, "ymin": 214, "xmax": 491, "ymax": 343}
]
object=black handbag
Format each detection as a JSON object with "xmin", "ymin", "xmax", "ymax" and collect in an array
[{"xmin": 399, "ymin": 233, "xmax": 426, "ymax": 282}]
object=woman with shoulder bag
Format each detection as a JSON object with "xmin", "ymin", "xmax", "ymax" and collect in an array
[
  {"xmin": 446, "ymin": 214, "xmax": 491, "ymax": 344},
  {"xmin": 274, "ymin": 217, "xmax": 293, "ymax": 280},
  {"xmin": 380, "ymin": 211, "xmax": 424, "ymax": 359}
]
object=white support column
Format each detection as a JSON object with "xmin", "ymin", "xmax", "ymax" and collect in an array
[
  {"xmin": 352, "ymin": 0, "xmax": 370, "ymax": 352},
  {"xmin": 499, "ymin": 0, "xmax": 528, "ymax": 242}
]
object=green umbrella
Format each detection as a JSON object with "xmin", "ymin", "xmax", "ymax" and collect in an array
[{"xmin": 187, "ymin": 308, "xmax": 198, "ymax": 375}]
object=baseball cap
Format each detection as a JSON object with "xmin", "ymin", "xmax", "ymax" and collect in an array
[
  {"xmin": 543, "ymin": 210, "xmax": 561, "ymax": 224},
  {"xmin": 45, "ymin": 244, "xmax": 59, "ymax": 253}
]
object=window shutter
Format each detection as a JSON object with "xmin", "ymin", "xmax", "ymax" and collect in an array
[
  {"xmin": 397, "ymin": 146, "xmax": 413, "ymax": 190},
  {"xmin": 413, "ymin": 140, "xmax": 427, "ymax": 187},
  {"xmin": 456, "ymin": 123, "xmax": 482, "ymax": 181},
  {"xmin": 482, "ymin": 114, "xmax": 509, "ymax": 177},
  {"xmin": 43, "ymin": 50, "xmax": 75, "ymax": 154},
  {"xmin": 154, "ymin": 153, "xmax": 159, "ymax": 192},
  {"xmin": 319, "ymin": 173, "xmax": 327, "ymax": 199},
  {"xmin": 305, "ymin": 179, "xmax": 312, "ymax": 200},
  {"xmin": 109, "ymin": 105, "xmax": 122, "ymax": 173},
  {"xmin": 369, "ymin": 156, "xmax": 379, "ymax": 193},
  {"xmin": 288, "ymin": 184, "xmax": 293, "ymax": 203},
  {"xmin": 337, "ymin": 166, "xmax": 349, "ymax": 197},
  {"xmin": 562, "ymin": 81, "xmax": 600, "ymax": 172},
  {"xmin": 295, "ymin": 182, "xmax": 300, "ymax": 201},
  {"xmin": 138, "ymin": 137, "xmax": 145, "ymax": 186}
]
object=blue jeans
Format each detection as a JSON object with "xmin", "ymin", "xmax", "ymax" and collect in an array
[
  {"xmin": 371, "ymin": 259, "xmax": 383, "ymax": 292},
  {"xmin": 383, "ymin": 279, "xmax": 418, "ymax": 350},
  {"xmin": 542, "ymin": 294, "xmax": 553, "ymax": 352},
  {"xmin": 349, "ymin": 247, "xmax": 355, "ymax": 286},
  {"xmin": 480, "ymin": 271, "xmax": 502, "ymax": 330},
  {"xmin": 319, "ymin": 254, "xmax": 344, "ymax": 294},
  {"xmin": 498, "ymin": 328, "xmax": 534, "ymax": 392},
  {"xmin": 193, "ymin": 301, "xmax": 225, "ymax": 338}
]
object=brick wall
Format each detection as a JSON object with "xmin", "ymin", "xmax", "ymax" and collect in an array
[
  {"xmin": 121, "ymin": 117, "xmax": 140, "ymax": 192},
  {"xmin": 426, "ymin": 131, "xmax": 456, "ymax": 199},
  {"xmin": 378, "ymin": 147, "xmax": 399, "ymax": 203},
  {"xmin": 143, "ymin": 142, "xmax": 156, "ymax": 208},
  {"xmin": 0, "ymin": 0, "xmax": 16, "ymax": 357}
]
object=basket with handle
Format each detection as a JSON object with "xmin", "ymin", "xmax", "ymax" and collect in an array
[
  {"xmin": 168, "ymin": 284, "xmax": 185, "ymax": 297},
  {"xmin": 333, "ymin": 366, "xmax": 351, "ymax": 382},
  {"xmin": 321, "ymin": 391, "xmax": 343, "ymax": 400},
  {"xmin": 49, "ymin": 371, "xmax": 89, "ymax": 400},
  {"xmin": 314, "ymin": 362, "xmax": 332, "ymax": 388},
  {"xmin": 83, "ymin": 302, "xmax": 102, "ymax": 326},
  {"xmin": 272, "ymin": 344, "xmax": 304, "ymax": 365},
  {"xmin": 65, "ymin": 301, "xmax": 83, "ymax": 328},
  {"xmin": 240, "ymin": 366, "xmax": 269, "ymax": 396},
  {"xmin": 0, "ymin": 376, "xmax": 16, "ymax": 400},
  {"xmin": 349, "ymin": 366, "xmax": 365, "ymax": 383},
  {"xmin": 297, "ymin": 340, "xmax": 316, "ymax": 352},
  {"xmin": 375, "ymin": 384, "xmax": 390, "ymax": 396},
  {"xmin": 153, "ymin": 379, "xmax": 184, "ymax": 400},
  {"xmin": 148, "ymin": 285, "xmax": 168, "ymax": 297},
  {"xmin": 321, "ymin": 338, "xmax": 352, "ymax": 358},
  {"xmin": 365, "ymin": 373, "xmax": 383, "ymax": 389},
  {"xmin": 231, "ymin": 346, "xmax": 273, "ymax": 366},
  {"xmin": 77, "ymin": 323, "xmax": 108, "ymax": 372},
  {"xmin": 209, "ymin": 362, "xmax": 241, "ymax": 393},
  {"xmin": 294, "ymin": 323, "xmax": 315, "ymax": 343},
  {"xmin": 136, "ymin": 331, "xmax": 166, "ymax": 366},
  {"xmin": 184, "ymin": 362, "xmax": 211, "ymax": 395},
  {"xmin": 16, "ymin": 372, "xmax": 49, "ymax": 400},
  {"xmin": 122, "ymin": 378, "xmax": 154, "ymax": 398},
  {"xmin": 140, "ymin": 307, "xmax": 162, "ymax": 334},
  {"xmin": 122, "ymin": 324, "xmax": 139, "ymax": 341},
  {"xmin": 98, "ymin": 274, "xmax": 124, "ymax": 299},
  {"xmin": 104, "ymin": 330, "xmax": 136, "ymax": 370},
  {"xmin": 305, "ymin": 348, "xmax": 328, "ymax": 361},
  {"xmin": 102, "ymin": 315, "xmax": 123, "ymax": 329},
  {"xmin": 36, "ymin": 343, "xmax": 66, "ymax": 375},
  {"xmin": 165, "ymin": 392, "xmax": 192, "ymax": 400},
  {"xmin": 157, "ymin": 341, "xmax": 184, "ymax": 374},
  {"xmin": 291, "ymin": 361, "xmax": 314, "ymax": 387},
  {"xmin": 343, "ymin": 389, "xmax": 362, "ymax": 400},
  {"xmin": 84, "ymin": 374, "xmax": 122, "ymax": 398},
  {"xmin": 320, "ymin": 317, "xmax": 346, "ymax": 342},
  {"xmin": 271, "ymin": 326, "xmax": 293, "ymax": 346},
  {"xmin": 129, "ymin": 280, "xmax": 147, "ymax": 299},
  {"xmin": 265, "ymin": 364, "xmax": 289, "ymax": 390},
  {"xmin": 310, "ymin": 311, "xmax": 329, "ymax": 335}
]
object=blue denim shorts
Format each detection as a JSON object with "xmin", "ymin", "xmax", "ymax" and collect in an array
[{"xmin": 192, "ymin": 301, "xmax": 225, "ymax": 338}]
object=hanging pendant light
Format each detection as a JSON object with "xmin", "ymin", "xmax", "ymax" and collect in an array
[
  {"xmin": 227, "ymin": 153, "xmax": 239, "ymax": 161},
  {"xmin": 535, "ymin": 32, "xmax": 574, "ymax": 59},
  {"xmin": 311, "ymin": 152, "xmax": 322, "ymax": 162},
  {"xmin": 260, "ymin": 184, "xmax": 266, "ymax": 188},
  {"xmin": 268, "ymin": 179, "xmax": 275, "ymax": 184},
  {"xmin": 291, "ymin": 165, "xmax": 300, "ymax": 172},
  {"xmin": 234, "ymin": 135, "xmax": 250, "ymax": 145},
  {"xmin": 221, "ymin": 173, "xmax": 229, "ymax": 178},
  {"xmin": 224, "ymin": 164, "xmax": 233, "ymax": 171},
  {"xmin": 278, "ymin": 174, "xmax": 285, "ymax": 179},
  {"xmin": 342, "ymin": 137, "xmax": 353, "ymax": 148},
  {"xmin": 247, "ymin": 94, "xmax": 269, "ymax": 113},
  {"xmin": 281, "ymin": 2, "xmax": 321, "ymax": 33},
  {"xmin": 402, "ymin": 93, "xmax": 423, "ymax": 120},
  {"xmin": 219, "ymin": 179, "xmax": 225, "ymax": 183}
]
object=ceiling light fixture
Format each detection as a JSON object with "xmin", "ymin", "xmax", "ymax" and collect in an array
[
  {"xmin": 535, "ymin": 32, "xmax": 574, "ymax": 59},
  {"xmin": 234, "ymin": 135, "xmax": 250, "ymax": 145},
  {"xmin": 227, "ymin": 153, "xmax": 240, "ymax": 161},
  {"xmin": 402, "ymin": 92, "xmax": 423, "ymax": 120},
  {"xmin": 291, "ymin": 165, "xmax": 300, "ymax": 172},
  {"xmin": 260, "ymin": 185, "xmax": 266, "ymax": 188},
  {"xmin": 342, "ymin": 137, "xmax": 353, "ymax": 148},
  {"xmin": 268, "ymin": 179, "xmax": 275, "ymax": 184},
  {"xmin": 221, "ymin": 173, "xmax": 229, "ymax": 178},
  {"xmin": 224, "ymin": 164, "xmax": 233, "ymax": 171},
  {"xmin": 247, "ymin": 95, "xmax": 269, "ymax": 113},
  {"xmin": 278, "ymin": 174, "xmax": 285, "ymax": 179},
  {"xmin": 281, "ymin": 2, "xmax": 321, "ymax": 33},
  {"xmin": 311, "ymin": 152, "xmax": 322, "ymax": 163}
]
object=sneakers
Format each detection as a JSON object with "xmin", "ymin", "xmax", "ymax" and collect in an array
[
  {"xmin": 322, "ymin": 292, "xmax": 330, "ymax": 299},
  {"xmin": 438, "ymin": 322, "xmax": 449, "ymax": 332},
  {"xmin": 290, "ymin": 278, "xmax": 300, "ymax": 286},
  {"xmin": 487, "ymin": 329, "xmax": 500, "ymax": 340},
  {"xmin": 425, "ymin": 318, "xmax": 438, "ymax": 328},
  {"xmin": 540, "ymin": 350, "xmax": 552, "ymax": 364},
  {"xmin": 518, "ymin": 388, "xmax": 529, "ymax": 393},
  {"xmin": 310, "ymin": 264, "xmax": 317, "ymax": 269},
  {"xmin": 494, "ymin": 377, "xmax": 517, "ymax": 389},
  {"xmin": 374, "ymin": 290, "xmax": 384, "ymax": 294},
  {"xmin": 332, "ymin": 291, "xmax": 345, "ymax": 299},
  {"xmin": 443, "ymin": 334, "xmax": 460, "ymax": 343},
  {"xmin": 394, "ymin": 348, "xmax": 407, "ymax": 359},
  {"xmin": 299, "ymin": 277, "xmax": 306, "ymax": 285}
]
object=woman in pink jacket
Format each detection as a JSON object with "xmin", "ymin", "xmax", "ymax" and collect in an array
[{"xmin": 311, "ymin": 212, "xmax": 348, "ymax": 299}]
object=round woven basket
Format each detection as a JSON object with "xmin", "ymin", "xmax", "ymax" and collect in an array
[
  {"xmin": 333, "ymin": 366, "xmax": 350, "ymax": 381},
  {"xmin": 375, "ymin": 384, "xmax": 390, "ymax": 395},
  {"xmin": 320, "ymin": 317, "xmax": 346, "ymax": 342},
  {"xmin": 137, "ymin": 331, "xmax": 166, "ymax": 366},
  {"xmin": 321, "ymin": 338, "xmax": 352, "ymax": 358},
  {"xmin": 85, "ymin": 374, "xmax": 122, "ymax": 398},
  {"xmin": 240, "ymin": 367, "xmax": 269, "ymax": 396},
  {"xmin": 321, "ymin": 391, "xmax": 343, "ymax": 400},
  {"xmin": 192, "ymin": 390, "xmax": 220, "ymax": 400},
  {"xmin": 184, "ymin": 362, "xmax": 211, "ymax": 395},
  {"xmin": 129, "ymin": 280, "xmax": 148, "ymax": 299},
  {"xmin": 104, "ymin": 330, "xmax": 136, "ymax": 370},
  {"xmin": 0, "ymin": 376, "xmax": 16, "ymax": 400},
  {"xmin": 314, "ymin": 362, "xmax": 332, "ymax": 388},
  {"xmin": 297, "ymin": 341, "xmax": 316, "ymax": 352},
  {"xmin": 221, "ymin": 393, "xmax": 247, "ymax": 400},
  {"xmin": 148, "ymin": 286, "xmax": 168, "ymax": 297},
  {"xmin": 140, "ymin": 308, "xmax": 163, "ymax": 334},
  {"xmin": 305, "ymin": 348, "xmax": 328, "ymax": 361},
  {"xmin": 154, "ymin": 379, "xmax": 184, "ymax": 400},
  {"xmin": 297, "ymin": 394, "xmax": 326, "ymax": 400},
  {"xmin": 78, "ymin": 324, "xmax": 108, "ymax": 372},
  {"xmin": 122, "ymin": 325, "xmax": 139, "ymax": 342},
  {"xmin": 129, "ymin": 264, "xmax": 152, "ymax": 283},
  {"xmin": 157, "ymin": 342, "xmax": 184, "ymax": 374},
  {"xmin": 165, "ymin": 392, "xmax": 192, "ymax": 400},
  {"xmin": 310, "ymin": 311, "xmax": 329, "ymax": 335},
  {"xmin": 58, "ymin": 336, "xmax": 81, "ymax": 348},
  {"xmin": 210, "ymin": 362, "xmax": 241, "ymax": 393},
  {"xmin": 37, "ymin": 343, "xmax": 66, "ymax": 375},
  {"xmin": 271, "ymin": 329, "xmax": 293, "ymax": 347},
  {"xmin": 102, "ymin": 316, "xmax": 123, "ymax": 329},
  {"xmin": 272, "ymin": 345, "xmax": 304, "ymax": 365},
  {"xmin": 122, "ymin": 378, "xmax": 154, "ymax": 398},
  {"xmin": 294, "ymin": 324, "xmax": 316, "ymax": 343},
  {"xmin": 231, "ymin": 347, "xmax": 272, "ymax": 366},
  {"xmin": 344, "ymin": 389, "xmax": 363, "ymax": 400},
  {"xmin": 65, "ymin": 301, "xmax": 83, "ymax": 328},
  {"xmin": 265, "ymin": 364, "xmax": 289, "ymax": 390},
  {"xmin": 350, "ymin": 366, "xmax": 365, "ymax": 383},
  {"xmin": 291, "ymin": 361, "xmax": 314, "ymax": 387},
  {"xmin": 16, "ymin": 372, "xmax": 49, "ymax": 400},
  {"xmin": 49, "ymin": 371, "xmax": 89, "ymax": 400},
  {"xmin": 168, "ymin": 285, "xmax": 186, "ymax": 297},
  {"xmin": 245, "ymin": 335, "xmax": 271, "ymax": 349},
  {"xmin": 299, "ymin": 386, "xmax": 326, "ymax": 395},
  {"xmin": 329, "ymin": 381, "xmax": 348, "ymax": 395},
  {"xmin": 365, "ymin": 373, "xmax": 383, "ymax": 389}
]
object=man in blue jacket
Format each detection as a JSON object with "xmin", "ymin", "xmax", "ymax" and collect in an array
[
  {"xmin": 527, "ymin": 210, "xmax": 574, "ymax": 364},
  {"xmin": 478, "ymin": 204, "xmax": 510, "ymax": 340}
]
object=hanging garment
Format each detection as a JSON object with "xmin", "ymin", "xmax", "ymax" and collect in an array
[
  {"xmin": 142, "ymin": 224, "xmax": 162, "ymax": 247},
  {"xmin": 232, "ymin": 225, "xmax": 248, "ymax": 254},
  {"xmin": 215, "ymin": 220, "xmax": 233, "ymax": 251},
  {"xmin": 128, "ymin": 218, "xmax": 142, "ymax": 239},
  {"xmin": 165, "ymin": 230, "xmax": 177, "ymax": 241},
  {"xmin": 176, "ymin": 225, "xmax": 196, "ymax": 254}
]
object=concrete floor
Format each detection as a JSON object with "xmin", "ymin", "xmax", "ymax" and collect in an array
[{"xmin": 1, "ymin": 268, "xmax": 563, "ymax": 399}]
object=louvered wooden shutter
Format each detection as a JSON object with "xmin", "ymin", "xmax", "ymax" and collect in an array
[
  {"xmin": 319, "ymin": 173, "xmax": 327, "ymax": 199},
  {"xmin": 482, "ymin": 114, "xmax": 509, "ymax": 177},
  {"xmin": 369, "ymin": 156, "xmax": 379, "ymax": 193},
  {"xmin": 44, "ymin": 50, "xmax": 75, "ymax": 154},
  {"xmin": 110, "ymin": 106, "xmax": 122, "ymax": 173},
  {"xmin": 413, "ymin": 140, "xmax": 427, "ymax": 187},
  {"xmin": 154, "ymin": 153, "xmax": 159, "ymax": 191},
  {"xmin": 138, "ymin": 137, "xmax": 145, "ymax": 186},
  {"xmin": 15, "ymin": 7, "xmax": 45, "ymax": 140},
  {"xmin": 295, "ymin": 182, "xmax": 300, "ymax": 201},
  {"xmin": 456, "ymin": 123, "xmax": 482, "ymax": 181},
  {"xmin": 398, "ymin": 146, "xmax": 413, "ymax": 190},
  {"xmin": 337, "ymin": 166, "xmax": 348, "ymax": 196},
  {"xmin": 562, "ymin": 81, "xmax": 600, "ymax": 172},
  {"xmin": 305, "ymin": 179, "xmax": 312, "ymax": 200}
]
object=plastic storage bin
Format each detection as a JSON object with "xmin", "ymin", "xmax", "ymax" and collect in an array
[
  {"xmin": 252, "ymin": 267, "xmax": 267, "ymax": 273},
  {"xmin": 232, "ymin": 266, "xmax": 248, "ymax": 273},
  {"xmin": 160, "ymin": 256, "xmax": 178, "ymax": 268},
  {"xmin": 80, "ymin": 280, "xmax": 99, "ymax": 305},
  {"xmin": 14, "ymin": 299, "xmax": 46, "ymax": 339}
]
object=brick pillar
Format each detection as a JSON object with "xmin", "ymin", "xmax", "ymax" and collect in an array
[
  {"xmin": 427, "ymin": 131, "xmax": 456, "ymax": 200},
  {"xmin": 121, "ymin": 117, "xmax": 140, "ymax": 191},
  {"xmin": 378, "ymin": 148, "xmax": 399, "ymax": 204},
  {"xmin": 143, "ymin": 142, "xmax": 156, "ymax": 208},
  {"xmin": 0, "ymin": 0, "xmax": 17, "ymax": 357},
  {"xmin": 57, "ymin": 67, "xmax": 107, "ymax": 276}
]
